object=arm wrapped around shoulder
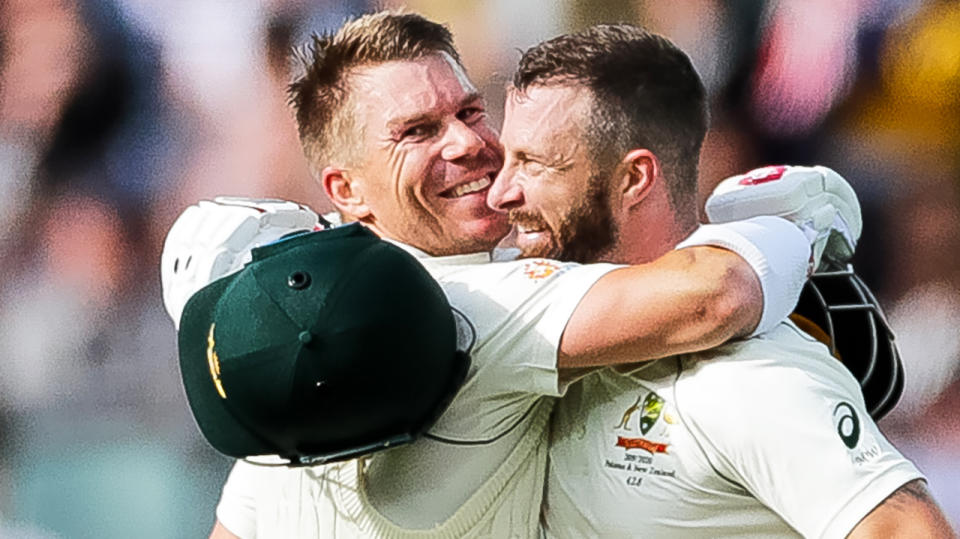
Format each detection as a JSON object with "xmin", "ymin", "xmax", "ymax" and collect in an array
[{"xmin": 676, "ymin": 216, "xmax": 810, "ymax": 337}]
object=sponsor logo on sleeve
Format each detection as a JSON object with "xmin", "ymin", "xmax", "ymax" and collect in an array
[
  {"xmin": 833, "ymin": 400, "xmax": 883, "ymax": 465},
  {"xmin": 833, "ymin": 401, "xmax": 860, "ymax": 449}
]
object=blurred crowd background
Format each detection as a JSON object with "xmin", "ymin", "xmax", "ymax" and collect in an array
[{"xmin": 1, "ymin": 0, "xmax": 957, "ymax": 536}]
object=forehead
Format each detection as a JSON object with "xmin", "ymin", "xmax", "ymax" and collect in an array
[
  {"xmin": 501, "ymin": 85, "xmax": 592, "ymax": 154},
  {"xmin": 350, "ymin": 53, "xmax": 478, "ymax": 124}
]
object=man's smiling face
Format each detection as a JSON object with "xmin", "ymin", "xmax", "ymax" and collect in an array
[
  {"xmin": 488, "ymin": 84, "xmax": 616, "ymax": 262},
  {"xmin": 348, "ymin": 53, "xmax": 509, "ymax": 255}
]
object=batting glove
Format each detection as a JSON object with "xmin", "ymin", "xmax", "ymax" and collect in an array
[
  {"xmin": 161, "ymin": 197, "xmax": 322, "ymax": 328},
  {"xmin": 705, "ymin": 165, "xmax": 862, "ymax": 271}
]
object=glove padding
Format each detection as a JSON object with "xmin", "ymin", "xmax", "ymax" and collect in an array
[
  {"xmin": 705, "ymin": 165, "xmax": 862, "ymax": 271},
  {"xmin": 161, "ymin": 197, "xmax": 321, "ymax": 328}
]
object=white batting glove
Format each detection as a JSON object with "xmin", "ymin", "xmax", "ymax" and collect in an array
[
  {"xmin": 161, "ymin": 197, "xmax": 322, "ymax": 328},
  {"xmin": 705, "ymin": 165, "xmax": 862, "ymax": 271}
]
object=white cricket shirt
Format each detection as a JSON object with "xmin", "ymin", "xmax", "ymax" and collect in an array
[
  {"xmin": 544, "ymin": 321, "xmax": 924, "ymax": 539},
  {"xmin": 216, "ymin": 244, "xmax": 619, "ymax": 537}
]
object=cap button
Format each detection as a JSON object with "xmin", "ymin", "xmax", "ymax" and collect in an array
[
  {"xmin": 298, "ymin": 331, "xmax": 313, "ymax": 345},
  {"xmin": 288, "ymin": 271, "xmax": 311, "ymax": 289}
]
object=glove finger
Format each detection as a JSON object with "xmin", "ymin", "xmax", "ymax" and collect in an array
[
  {"xmin": 195, "ymin": 203, "xmax": 261, "ymax": 249},
  {"xmin": 814, "ymin": 166, "xmax": 862, "ymax": 242},
  {"xmin": 209, "ymin": 197, "xmax": 319, "ymax": 232},
  {"xmin": 163, "ymin": 204, "xmax": 207, "ymax": 279}
]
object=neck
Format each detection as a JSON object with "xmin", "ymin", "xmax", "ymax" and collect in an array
[
  {"xmin": 601, "ymin": 223, "xmax": 689, "ymax": 265},
  {"xmin": 597, "ymin": 194, "xmax": 697, "ymax": 266}
]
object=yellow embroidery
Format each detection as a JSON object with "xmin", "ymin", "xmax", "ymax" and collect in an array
[{"xmin": 207, "ymin": 324, "xmax": 227, "ymax": 399}]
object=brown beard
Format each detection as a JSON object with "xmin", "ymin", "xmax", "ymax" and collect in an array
[{"xmin": 508, "ymin": 171, "xmax": 617, "ymax": 263}]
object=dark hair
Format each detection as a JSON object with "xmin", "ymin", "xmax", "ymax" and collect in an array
[
  {"xmin": 288, "ymin": 10, "xmax": 461, "ymax": 172},
  {"xmin": 514, "ymin": 24, "xmax": 708, "ymax": 217}
]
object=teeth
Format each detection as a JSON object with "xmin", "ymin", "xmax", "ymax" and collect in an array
[{"xmin": 450, "ymin": 176, "xmax": 492, "ymax": 198}]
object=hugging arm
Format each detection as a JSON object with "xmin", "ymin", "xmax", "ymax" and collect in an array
[
  {"xmin": 559, "ymin": 165, "xmax": 863, "ymax": 370},
  {"xmin": 848, "ymin": 480, "xmax": 955, "ymax": 539},
  {"xmin": 559, "ymin": 216, "xmax": 810, "ymax": 369},
  {"xmin": 559, "ymin": 244, "xmax": 763, "ymax": 368}
]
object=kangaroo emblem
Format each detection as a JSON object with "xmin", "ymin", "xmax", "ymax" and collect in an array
[{"xmin": 615, "ymin": 394, "xmax": 644, "ymax": 430}]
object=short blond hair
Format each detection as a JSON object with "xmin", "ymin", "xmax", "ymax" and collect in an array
[{"xmin": 288, "ymin": 11, "xmax": 461, "ymax": 174}]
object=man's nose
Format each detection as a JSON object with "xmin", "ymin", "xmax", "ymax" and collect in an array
[
  {"xmin": 487, "ymin": 167, "xmax": 524, "ymax": 212},
  {"xmin": 441, "ymin": 120, "xmax": 484, "ymax": 161}
]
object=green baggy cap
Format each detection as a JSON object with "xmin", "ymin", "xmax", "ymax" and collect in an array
[{"xmin": 178, "ymin": 224, "xmax": 468, "ymax": 464}]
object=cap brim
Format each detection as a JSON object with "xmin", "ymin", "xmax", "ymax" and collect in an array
[{"xmin": 178, "ymin": 273, "xmax": 278, "ymax": 458}]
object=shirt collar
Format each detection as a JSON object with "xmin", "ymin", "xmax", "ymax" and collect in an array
[{"xmin": 384, "ymin": 239, "xmax": 493, "ymax": 265}]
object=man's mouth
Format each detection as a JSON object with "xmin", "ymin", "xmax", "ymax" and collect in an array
[
  {"xmin": 509, "ymin": 210, "xmax": 550, "ymax": 235},
  {"xmin": 440, "ymin": 174, "xmax": 493, "ymax": 198},
  {"xmin": 511, "ymin": 216, "xmax": 557, "ymax": 258},
  {"xmin": 516, "ymin": 224, "xmax": 547, "ymax": 234}
]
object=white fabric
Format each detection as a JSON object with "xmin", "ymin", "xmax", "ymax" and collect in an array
[
  {"xmin": 217, "ymin": 399, "xmax": 553, "ymax": 539},
  {"xmin": 704, "ymin": 165, "xmax": 862, "ymax": 269},
  {"xmin": 676, "ymin": 216, "xmax": 811, "ymax": 337},
  {"xmin": 215, "ymin": 244, "xmax": 619, "ymax": 537},
  {"xmin": 160, "ymin": 198, "xmax": 318, "ymax": 328},
  {"xmin": 544, "ymin": 320, "xmax": 923, "ymax": 539}
]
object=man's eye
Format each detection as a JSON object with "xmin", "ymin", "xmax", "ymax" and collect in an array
[
  {"xmin": 402, "ymin": 124, "xmax": 438, "ymax": 140},
  {"xmin": 457, "ymin": 107, "xmax": 485, "ymax": 123},
  {"xmin": 521, "ymin": 159, "xmax": 546, "ymax": 176}
]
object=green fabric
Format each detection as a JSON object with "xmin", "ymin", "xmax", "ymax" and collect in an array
[{"xmin": 177, "ymin": 224, "xmax": 465, "ymax": 463}]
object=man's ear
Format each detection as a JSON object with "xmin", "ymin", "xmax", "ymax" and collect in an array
[
  {"xmin": 322, "ymin": 166, "xmax": 370, "ymax": 219},
  {"xmin": 619, "ymin": 149, "xmax": 659, "ymax": 210}
]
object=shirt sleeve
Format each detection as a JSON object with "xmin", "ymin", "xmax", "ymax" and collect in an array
[
  {"xmin": 678, "ymin": 325, "xmax": 924, "ymax": 538},
  {"xmin": 479, "ymin": 260, "xmax": 621, "ymax": 396},
  {"xmin": 448, "ymin": 259, "xmax": 619, "ymax": 395},
  {"xmin": 427, "ymin": 259, "xmax": 619, "ymax": 440},
  {"xmin": 215, "ymin": 460, "xmax": 261, "ymax": 539}
]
